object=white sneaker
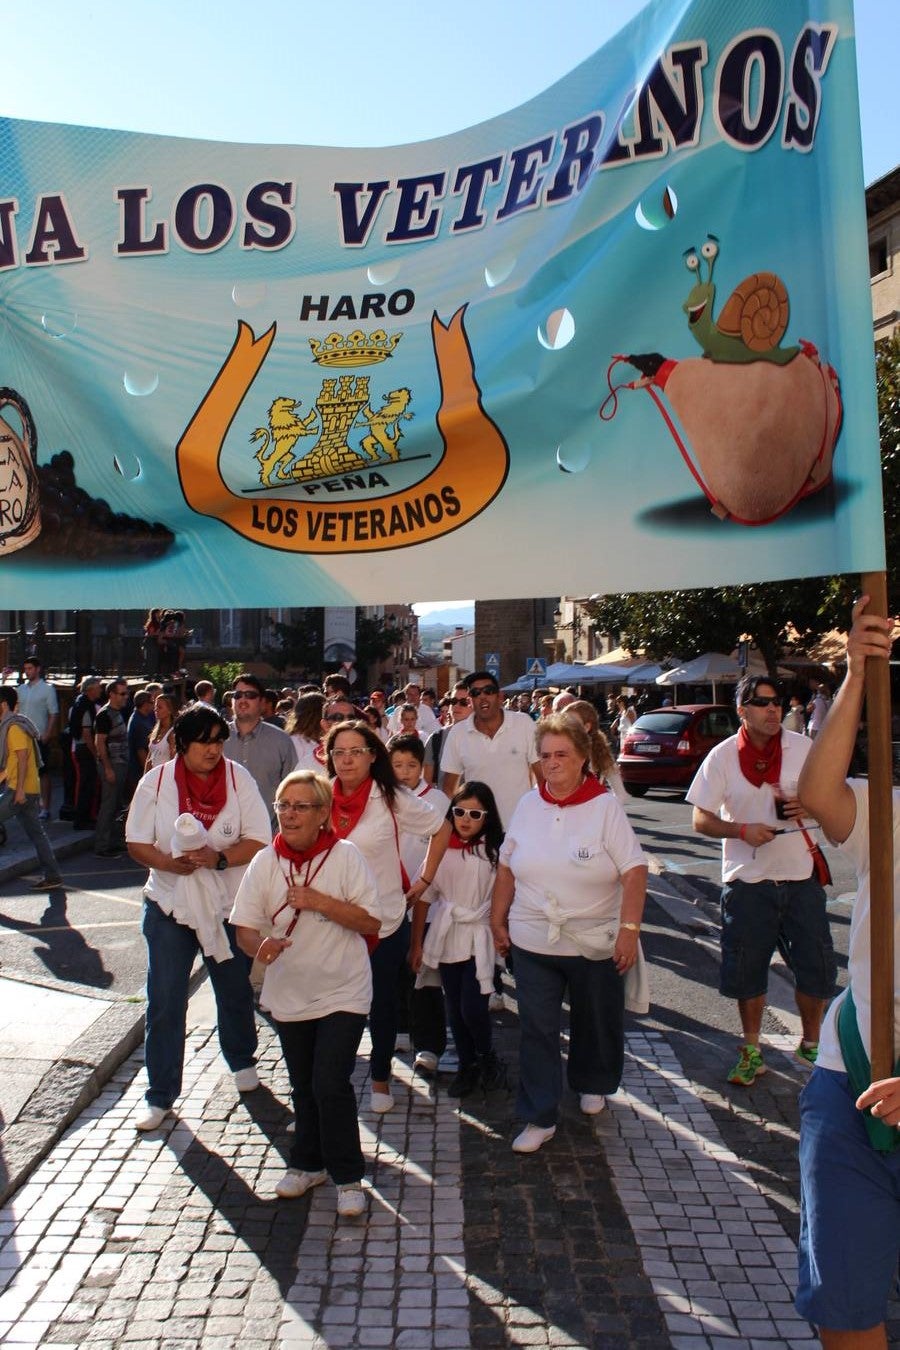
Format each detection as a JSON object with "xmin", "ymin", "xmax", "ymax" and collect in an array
[
  {"xmin": 275, "ymin": 1168, "xmax": 327, "ymax": 1199},
  {"xmin": 512, "ymin": 1123, "xmax": 556, "ymax": 1154},
  {"xmin": 233, "ymin": 1066, "xmax": 260, "ymax": 1092},
  {"xmin": 414, "ymin": 1050, "xmax": 439, "ymax": 1075},
  {"xmin": 580, "ymin": 1094, "xmax": 607, "ymax": 1115},
  {"xmin": 394, "ymin": 1033, "xmax": 411, "ymax": 1053},
  {"xmin": 336, "ymin": 1184, "xmax": 366, "ymax": 1218},
  {"xmin": 134, "ymin": 1104, "xmax": 171, "ymax": 1132},
  {"xmin": 488, "ymin": 992, "xmax": 504, "ymax": 1012},
  {"xmin": 370, "ymin": 1090, "xmax": 395, "ymax": 1114}
]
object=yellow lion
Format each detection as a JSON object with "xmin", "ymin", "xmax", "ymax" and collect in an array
[
  {"xmin": 356, "ymin": 388, "xmax": 413, "ymax": 463},
  {"xmin": 250, "ymin": 397, "xmax": 318, "ymax": 485}
]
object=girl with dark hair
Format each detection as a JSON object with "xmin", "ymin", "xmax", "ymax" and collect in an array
[
  {"xmin": 410, "ymin": 781, "xmax": 507, "ymax": 1098},
  {"xmin": 324, "ymin": 719, "xmax": 451, "ymax": 1114},
  {"xmin": 126, "ymin": 703, "xmax": 271, "ymax": 1131},
  {"xmin": 564, "ymin": 700, "xmax": 628, "ymax": 802}
]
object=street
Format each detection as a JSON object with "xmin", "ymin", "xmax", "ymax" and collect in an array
[{"xmin": 0, "ymin": 797, "xmax": 895, "ymax": 1348}]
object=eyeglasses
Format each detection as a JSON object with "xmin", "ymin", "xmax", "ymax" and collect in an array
[
  {"xmin": 323, "ymin": 712, "xmax": 352, "ymax": 723},
  {"xmin": 274, "ymin": 801, "xmax": 321, "ymax": 815},
  {"xmin": 449, "ymin": 698, "xmax": 471, "ymax": 707},
  {"xmin": 744, "ymin": 696, "xmax": 781, "ymax": 708},
  {"xmin": 233, "ymin": 690, "xmax": 260, "ymax": 700},
  {"xmin": 468, "ymin": 686, "xmax": 498, "ymax": 698},
  {"xmin": 331, "ymin": 747, "xmax": 371, "ymax": 758},
  {"xmin": 452, "ymin": 806, "xmax": 487, "ymax": 821}
]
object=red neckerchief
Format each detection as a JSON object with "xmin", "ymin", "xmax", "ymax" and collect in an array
[
  {"xmin": 313, "ymin": 741, "xmax": 327, "ymax": 765},
  {"xmin": 331, "ymin": 775, "xmax": 374, "ymax": 838},
  {"xmin": 271, "ymin": 829, "xmax": 338, "ymax": 936},
  {"xmin": 174, "ymin": 754, "xmax": 227, "ymax": 827},
  {"xmin": 448, "ymin": 831, "xmax": 480, "ymax": 855},
  {"xmin": 539, "ymin": 774, "xmax": 607, "ymax": 808},
  {"xmin": 737, "ymin": 725, "xmax": 782, "ymax": 787},
  {"xmin": 273, "ymin": 827, "xmax": 338, "ymax": 868}
]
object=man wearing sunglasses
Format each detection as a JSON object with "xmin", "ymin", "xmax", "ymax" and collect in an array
[
  {"xmin": 440, "ymin": 671, "xmax": 541, "ymax": 829},
  {"xmin": 688, "ymin": 673, "xmax": 836, "ymax": 1087},
  {"xmin": 224, "ymin": 673, "xmax": 296, "ymax": 828},
  {"xmin": 422, "ymin": 680, "xmax": 471, "ymax": 786}
]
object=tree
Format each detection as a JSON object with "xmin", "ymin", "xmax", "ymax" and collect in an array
[
  {"xmin": 355, "ymin": 611, "xmax": 404, "ymax": 682},
  {"xmin": 269, "ymin": 610, "xmax": 323, "ymax": 675}
]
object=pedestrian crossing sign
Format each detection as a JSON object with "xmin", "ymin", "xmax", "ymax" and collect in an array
[{"xmin": 525, "ymin": 657, "xmax": 547, "ymax": 678}]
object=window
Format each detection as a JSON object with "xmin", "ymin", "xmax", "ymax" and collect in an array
[
  {"xmin": 220, "ymin": 610, "xmax": 243, "ymax": 648},
  {"xmin": 869, "ymin": 237, "xmax": 888, "ymax": 278}
]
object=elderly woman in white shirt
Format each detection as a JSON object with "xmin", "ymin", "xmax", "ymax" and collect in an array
[
  {"xmin": 126, "ymin": 703, "xmax": 271, "ymax": 1132},
  {"xmin": 491, "ymin": 713, "xmax": 648, "ymax": 1154},
  {"xmin": 231, "ymin": 771, "xmax": 380, "ymax": 1218}
]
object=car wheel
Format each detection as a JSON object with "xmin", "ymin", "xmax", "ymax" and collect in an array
[{"xmin": 625, "ymin": 784, "xmax": 648, "ymax": 798}]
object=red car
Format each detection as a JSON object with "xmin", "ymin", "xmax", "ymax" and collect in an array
[{"xmin": 617, "ymin": 704, "xmax": 740, "ymax": 797}]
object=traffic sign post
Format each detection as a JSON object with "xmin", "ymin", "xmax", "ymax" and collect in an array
[
  {"xmin": 485, "ymin": 652, "xmax": 501, "ymax": 681},
  {"xmin": 525, "ymin": 657, "xmax": 547, "ymax": 680}
]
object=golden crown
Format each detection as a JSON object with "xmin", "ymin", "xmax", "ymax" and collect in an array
[{"xmin": 308, "ymin": 329, "xmax": 402, "ymax": 368}]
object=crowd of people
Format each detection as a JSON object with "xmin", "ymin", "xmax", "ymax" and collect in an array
[{"xmin": 2, "ymin": 638, "xmax": 894, "ymax": 1345}]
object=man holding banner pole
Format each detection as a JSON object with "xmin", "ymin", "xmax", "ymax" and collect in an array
[{"xmin": 795, "ymin": 595, "xmax": 898, "ymax": 1348}]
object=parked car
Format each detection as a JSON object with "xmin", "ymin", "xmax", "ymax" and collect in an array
[{"xmin": 617, "ymin": 704, "xmax": 739, "ymax": 796}]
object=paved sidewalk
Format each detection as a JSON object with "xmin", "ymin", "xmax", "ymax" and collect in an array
[{"xmin": 0, "ymin": 967, "xmax": 835, "ymax": 1348}]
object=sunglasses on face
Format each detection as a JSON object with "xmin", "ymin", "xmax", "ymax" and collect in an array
[
  {"xmin": 323, "ymin": 712, "xmax": 352, "ymax": 722},
  {"xmin": 744, "ymin": 696, "xmax": 781, "ymax": 708},
  {"xmin": 468, "ymin": 686, "xmax": 497, "ymax": 698},
  {"xmin": 452, "ymin": 806, "xmax": 487, "ymax": 821},
  {"xmin": 233, "ymin": 690, "xmax": 260, "ymax": 700}
]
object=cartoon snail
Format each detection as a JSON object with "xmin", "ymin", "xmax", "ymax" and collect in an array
[{"xmin": 682, "ymin": 235, "xmax": 798, "ymax": 366}]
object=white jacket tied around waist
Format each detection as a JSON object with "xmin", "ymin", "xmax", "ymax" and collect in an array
[{"xmin": 165, "ymin": 813, "xmax": 233, "ymax": 964}]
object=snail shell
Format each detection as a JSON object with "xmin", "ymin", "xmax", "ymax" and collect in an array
[{"xmin": 717, "ymin": 272, "xmax": 790, "ymax": 352}]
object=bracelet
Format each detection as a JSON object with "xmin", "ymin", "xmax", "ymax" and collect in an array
[
  {"xmin": 419, "ymin": 877, "xmax": 432, "ymax": 887},
  {"xmin": 738, "ymin": 824, "xmax": 748, "ymax": 842},
  {"xmin": 620, "ymin": 922, "xmax": 641, "ymax": 933},
  {"xmin": 255, "ymin": 939, "xmax": 274, "ymax": 965}
]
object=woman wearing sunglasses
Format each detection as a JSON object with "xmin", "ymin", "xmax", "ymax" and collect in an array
[
  {"xmin": 323, "ymin": 720, "xmax": 451, "ymax": 1114},
  {"xmin": 126, "ymin": 703, "xmax": 271, "ymax": 1132},
  {"xmin": 491, "ymin": 714, "xmax": 648, "ymax": 1154},
  {"xmin": 231, "ymin": 771, "xmax": 380, "ymax": 1218},
  {"xmin": 410, "ymin": 781, "xmax": 507, "ymax": 1097}
]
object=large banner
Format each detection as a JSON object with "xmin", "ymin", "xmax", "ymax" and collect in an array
[{"xmin": 0, "ymin": 0, "xmax": 881, "ymax": 607}]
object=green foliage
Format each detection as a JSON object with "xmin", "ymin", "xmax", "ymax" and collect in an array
[
  {"xmin": 197, "ymin": 661, "xmax": 244, "ymax": 696},
  {"xmin": 355, "ymin": 612, "xmax": 404, "ymax": 677},
  {"xmin": 270, "ymin": 610, "xmax": 323, "ymax": 675}
]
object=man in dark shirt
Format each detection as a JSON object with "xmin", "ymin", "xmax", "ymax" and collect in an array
[
  {"xmin": 94, "ymin": 678, "xmax": 130, "ymax": 856},
  {"xmin": 69, "ymin": 674, "xmax": 103, "ymax": 830}
]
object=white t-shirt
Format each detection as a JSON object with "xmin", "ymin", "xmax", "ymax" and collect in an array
[
  {"xmin": 426, "ymin": 843, "xmax": 496, "ymax": 965},
  {"xmin": 344, "ymin": 782, "xmax": 445, "ymax": 937},
  {"xmin": 440, "ymin": 710, "xmax": 538, "ymax": 828},
  {"xmin": 817, "ymin": 779, "xmax": 900, "ymax": 1072},
  {"xmin": 398, "ymin": 780, "xmax": 450, "ymax": 883},
  {"xmin": 387, "ymin": 703, "xmax": 441, "ymax": 737},
  {"xmin": 500, "ymin": 789, "xmax": 646, "ymax": 956},
  {"xmin": 230, "ymin": 839, "xmax": 380, "ymax": 1022},
  {"xmin": 686, "ymin": 730, "xmax": 817, "ymax": 884},
  {"xmin": 126, "ymin": 758, "xmax": 272, "ymax": 914},
  {"xmin": 291, "ymin": 734, "xmax": 324, "ymax": 774}
]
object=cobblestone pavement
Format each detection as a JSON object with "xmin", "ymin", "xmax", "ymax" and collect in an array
[{"xmin": 1, "ymin": 1000, "xmax": 862, "ymax": 1350}]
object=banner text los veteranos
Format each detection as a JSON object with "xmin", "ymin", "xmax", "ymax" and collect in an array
[{"xmin": 0, "ymin": 24, "xmax": 835, "ymax": 269}]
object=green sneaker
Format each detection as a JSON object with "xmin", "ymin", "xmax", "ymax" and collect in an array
[
  {"xmin": 795, "ymin": 1040, "xmax": 818, "ymax": 1067},
  {"xmin": 727, "ymin": 1043, "xmax": 766, "ymax": 1086}
]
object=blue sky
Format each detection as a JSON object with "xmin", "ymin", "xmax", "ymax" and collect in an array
[{"xmin": 3, "ymin": 0, "xmax": 895, "ymax": 184}]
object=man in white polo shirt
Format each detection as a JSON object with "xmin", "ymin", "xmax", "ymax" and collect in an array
[{"xmin": 440, "ymin": 671, "xmax": 541, "ymax": 829}]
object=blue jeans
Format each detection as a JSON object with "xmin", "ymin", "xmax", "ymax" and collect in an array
[
  {"xmin": 0, "ymin": 789, "xmax": 60, "ymax": 881},
  {"xmin": 368, "ymin": 917, "xmax": 410, "ymax": 1081},
  {"xmin": 277, "ymin": 1011, "xmax": 367, "ymax": 1185},
  {"xmin": 142, "ymin": 899, "xmax": 257, "ymax": 1109},
  {"xmin": 511, "ymin": 944, "xmax": 625, "ymax": 1127}
]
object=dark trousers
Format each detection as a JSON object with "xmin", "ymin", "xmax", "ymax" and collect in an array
[
  {"xmin": 72, "ymin": 743, "xmax": 98, "ymax": 827},
  {"xmin": 411, "ymin": 985, "xmax": 447, "ymax": 1058},
  {"xmin": 440, "ymin": 958, "xmax": 492, "ymax": 1068},
  {"xmin": 142, "ymin": 901, "xmax": 257, "ymax": 1109},
  {"xmin": 369, "ymin": 917, "xmax": 410, "ymax": 1081},
  {"xmin": 94, "ymin": 762, "xmax": 127, "ymax": 850},
  {"xmin": 511, "ymin": 944, "xmax": 625, "ymax": 1127},
  {"xmin": 276, "ymin": 1011, "xmax": 367, "ymax": 1185}
]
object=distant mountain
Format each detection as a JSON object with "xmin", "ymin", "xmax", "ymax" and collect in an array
[{"xmin": 415, "ymin": 605, "xmax": 474, "ymax": 630}]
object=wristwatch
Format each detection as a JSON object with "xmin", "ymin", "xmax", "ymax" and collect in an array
[{"xmin": 215, "ymin": 852, "xmax": 228, "ymax": 871}]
